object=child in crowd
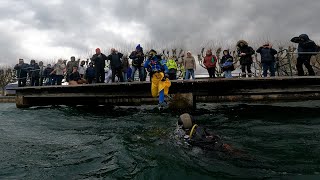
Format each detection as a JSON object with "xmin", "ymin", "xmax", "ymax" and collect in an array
[
  {"xmin": 78, "ymin": 60, "xmax": 87, "ymax": 78},
  {"xmin": 85, "ymin": 62, "xmax": 96, "ymax": 84},
  {"xmin": 220, "ymin": 50, "xmax": 235, "ymax": 78}
]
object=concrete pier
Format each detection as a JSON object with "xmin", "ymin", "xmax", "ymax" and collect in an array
[{"xmin": 12, "ymin": 77, "xmax": 320, "ymax": 109}]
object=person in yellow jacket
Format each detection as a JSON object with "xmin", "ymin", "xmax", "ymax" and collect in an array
[
  {"xmin": 166, "ymin": 56, "xmax": 178, "ymax": 80},
  {"xmin": 144, "ymin": 49, "xmax": 171, "ymax": 109}
]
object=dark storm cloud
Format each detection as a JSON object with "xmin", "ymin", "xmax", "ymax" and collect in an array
[{"xmin": 0, "ymin": 0, "xmax": 320, "ymax": 65}]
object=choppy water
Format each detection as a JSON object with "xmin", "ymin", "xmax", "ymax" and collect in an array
[{"xmin": 1, "ymin": 101, "xmax": 320, "ymax": 179}]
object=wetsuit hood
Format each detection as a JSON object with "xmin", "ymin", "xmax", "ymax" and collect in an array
[{"xmin": 178, "ymin": 113, "xmax": 194, "ymax": 129}]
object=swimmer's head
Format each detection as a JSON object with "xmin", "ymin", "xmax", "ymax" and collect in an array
[{"xmin": 178, "ymin": 113, "xmax": 195, "ymax": 129}]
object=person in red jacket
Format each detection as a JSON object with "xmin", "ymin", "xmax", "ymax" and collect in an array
[{"xmin": 203, "ymin": 49, "xmax": 217, "ymax": 78}]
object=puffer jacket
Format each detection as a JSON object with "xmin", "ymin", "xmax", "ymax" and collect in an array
[{"xmin": 236, "ymin": 40, "xmax": 255, "ymax": 65}]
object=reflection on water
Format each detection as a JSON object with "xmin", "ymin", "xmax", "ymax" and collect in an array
[{"xmin": 0, "ymin": 101, "xmax": 320, "ymax": 179}]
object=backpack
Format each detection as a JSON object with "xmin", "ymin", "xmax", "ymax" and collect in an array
[
  {"xmin": 314, "ymin": 44, "xmax": 320, "ymax": 55},
  {"xmin": 211, "ymin": 56, "xmax": 216, "ymax": 63}
]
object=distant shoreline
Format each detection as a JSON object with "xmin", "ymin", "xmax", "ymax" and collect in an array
[{"xmin": 0, "ymin": 96, "xmax": 15, "ymax": 103}]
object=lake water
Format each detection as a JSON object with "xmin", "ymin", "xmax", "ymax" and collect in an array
[{"xmin": 1, "ymin": 101, "xmax": 320, "ymax": 179}]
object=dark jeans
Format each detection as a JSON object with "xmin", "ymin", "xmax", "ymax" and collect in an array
[
  {"xmin": 131, "ymin": 66, "xmax": 145, "ymax": 81},
  {"xmin": 241, "ymin": 64, "xmax": 252, "ymax": 77},
  {"xmin": 262, "ymin": 61, "xmax": 275, "ymax": 77},
  {"xmin": 168, "ymin": 73, "xmax": 176, "ymax": 80},
  {"xmin": 95, "ymin": 68, "xmax": 105, "ymax": 83},
  {"xmin": 40, "ymin": 77, "xmax": 44, "ymax": 86},
  {"xmin": 207, "ymin": 67, "xmax": 216, "ymax": 78},
  {"xmin": 296, "ymin": 56, "xmax": 315, "ymax": 76},
  {"xmin": 52, "ymin": 75, "xmax": 63, "ymax": 85},
  {"xmin": 45, "ymin": 77, "xmax": 53, "ymax": 85},
  {"xmin": 18, "ymin": 77, "xmax": 27, "ymax": 87},
  {"xmin": 30, "ymin": 77, "xmax": 40, "ymax": 86},
  {"xmin": 87, "ymin": 77, "xmax": 94, "ymax": 84},
  {"xmin": 112, "ymin": 67, "xmax": 124, "ymax": 82}
]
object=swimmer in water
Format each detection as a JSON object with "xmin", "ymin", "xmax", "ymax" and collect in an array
[{"xmin": 175, "ymin": 113, "xmax": 234, "ymax": 153}]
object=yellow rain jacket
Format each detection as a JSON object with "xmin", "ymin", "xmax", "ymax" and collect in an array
[{"xmin": 151, "ymin": 72, "xmax": 171, "ymax": 97}]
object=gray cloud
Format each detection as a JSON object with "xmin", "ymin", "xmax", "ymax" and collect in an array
[{"xmin": 1, "ymin": 0, "xmax": 320, "ymax": 65}]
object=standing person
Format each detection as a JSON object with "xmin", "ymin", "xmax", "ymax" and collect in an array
[
  {"xmin": 14, "ymin": 59, "xmax": 29, "ymax": 87},
  {"xmin": 236, "ymin": 40, "xmax": 255, "ymax": 77},
  {"xmin": 129, "ymin": 44, "xmax": 145, "ymax": 82},
  {"xmin": 38, "ymin": 61, "xmax": 45, "ymax": 86},
  {"xmin": 256, "ymin": 43, "xmax": 278, "ymax": 77},
  {"xmin": 220, "ymin": 50, "xmax": 235, "ymax": 78},
  {"xmin": 182, "ymin": 51, "xmax": 196, "ymax": 80},
  {"xmin": 85, "ymin": 62, "xmax": 96, "ymax": 84},
  {"xmin": 91, "ymin": 48, "xmax": 108, "ymax": 83},
  {"xmin": 127, "ymin": 66, "xmax": 132, "ymax": 81},
  {"xmin": 166, "ymin": 56, "xmax": 178, "ymax": 80},
  {"xmin": 29, "ymin": 60, "xmax": 40, "ymax": 86},
  {"xmin": 107, "ymin": 48, "xmax": 124, "ymax": 82},
  {"xmin": 78, "ymin": 60, "xmax": 86, "ymax": 78},
  {"xmin": 66, "ymin": 56, "xmax": 79, "ymax": 82},
  {"xmin": 43, "ymin": 64, "xmax": 54, "ymax": 85},
  {"xmin": 203, "ymin": 49, "xmax": 217, "ymax": 78},
  {"xmin": 122, "ymin": 55, "xmax": 130, "ymax": 82},
  {"xmin": 291, "ymin": 34, "xmax": 317, "ymax": 76},
  {"xmin": 144, "ymin": 49, "xmax": 171, "ymax": 109},
  {"xmin": 51, "ymin": 59, "xmax": 66, "ymax": 85}
]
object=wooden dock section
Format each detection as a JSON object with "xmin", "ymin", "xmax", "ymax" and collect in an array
[{"xmin": 13, "ymin": 77, "xmax": 320, "ymax": 109}]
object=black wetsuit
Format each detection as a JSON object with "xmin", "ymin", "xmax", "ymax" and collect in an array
[{"xmin": 188, "ymin": 126, "xmax": 224, "ymax": 151}]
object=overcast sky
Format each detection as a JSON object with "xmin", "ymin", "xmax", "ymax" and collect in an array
[{"xmin": 1, "ymin": 0, "xmax": 320, "ymax": 65}]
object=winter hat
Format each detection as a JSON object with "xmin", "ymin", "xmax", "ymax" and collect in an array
[
  {"xmin": 136, "ymin": 44, "xmax": 143, "ymax": 51},
  {"xmin": 149, "ymin": 49, "xmax": 157, "ymax": 57}
]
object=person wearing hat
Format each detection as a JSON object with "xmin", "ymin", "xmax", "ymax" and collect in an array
[
  {"xmin": 129, "ymin": 44, "xmax": 145, "ymax": 81},
  {"xmin": 236, "ymin": 40, "xmax": 255, "ymax": 77},
  {"xmin": 291, "ymin": 34, "xmax": 317, "ymax": 76},
  {"xmin": 256, "ymin": 43, "xmax": 277, "ymax": 77},
  {"xmin": 144, "ymin": 49, "xmax": 171, "ymax": 109},
  {"xmin": 182, "ymin": 51, "xmax": 196, "ymax": 80},
  {"xmin": 176, "ymin": 113, "xmax": 234, "ymax": 152}
]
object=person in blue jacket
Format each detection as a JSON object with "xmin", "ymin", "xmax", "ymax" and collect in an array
[
  {"xmin": 256, "ymin": 43, "xmax": 278, "ymax": 77},
  {"xmin": 144, "ymin": 49, "xmax": 171, "ymax": 109}
]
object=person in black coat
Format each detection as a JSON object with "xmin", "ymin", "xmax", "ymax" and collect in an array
[
  {"xmin": 236, "ymin": 40, "xmax": 255, "ymax": 77},
  {"xmin": 256, "ymin": 43, "xmax": 278, "ymax": 77},
  {"xmin": 91, "ymin": 48, "xmax": 108, "ymax": 83},
  {"xmin": 28, "ymin": 60, "xmax": 40, "ymax": 86},
  {"xmin": 43, "ymin": 64, "xmax": 54, "ymax": 85},
  {"xmin": 220, "ymin": 50, "xmax": 235, "ymax": 78},
  {"xmin": 107, "ymin": 48, "xmax": 124, "ymax": 82},
  {"xmin": 85, "ymin": 62, "xmax": 96, "ymax": 84},
  {"xmin": 129, "ymin": 44, "xmax": 145, "ymax": 81},
  {"xmin": 291, "ymin": 34, "xmax": 317, "ymax": 76},
  {"xmin": 14, "ymin": 59, "xmax": 29, "ymax": 87}
]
